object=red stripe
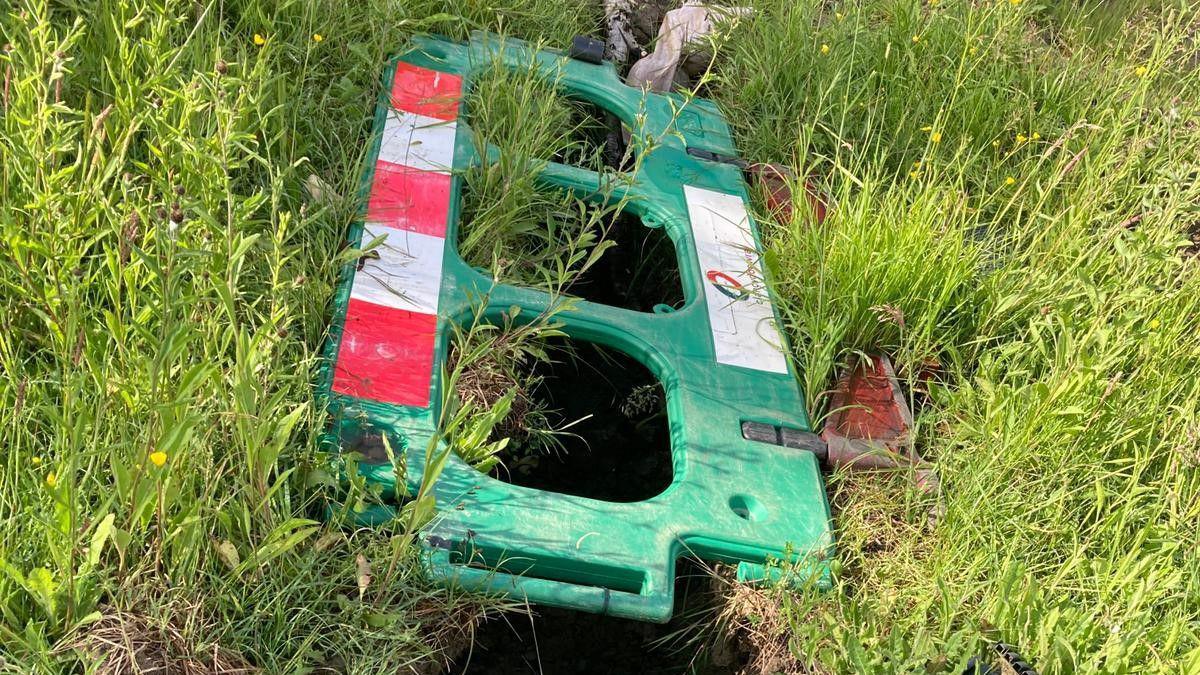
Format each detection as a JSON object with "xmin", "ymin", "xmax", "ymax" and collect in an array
[
  {"xmin": 366, "ymin": 161, "xmax": 452, "ymax": 237},
  {"xmin": 332, "ymin": 299, "xmax": 438, "ymax": 407},
  {"xmin": 389, "ymin": 62, "xmax": 462, "ymax": 121}
]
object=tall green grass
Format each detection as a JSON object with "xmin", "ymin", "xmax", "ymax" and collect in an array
[
  {"xmin": 1, "ymin": 0, "xmax": 1197, "ymax": 672},
  {"xmin": 709, "ymin": 1, "xmax": 1200, "ymax": 672},
  {"xmin": 0, "ymin": 0, "xmax": 592, "ymax": 671}
]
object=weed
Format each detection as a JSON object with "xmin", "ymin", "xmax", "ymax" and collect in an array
[
  {"xmin": 709, "ymin": 0, "xmax": 1200, "ymax": 672},
  {"xmin": 458, "ymin": 56, "xmax": 618, "ymax": 291},
  {"xmin": 2, "ymin": 0, "xmax": 1199, "ymax": 671}
]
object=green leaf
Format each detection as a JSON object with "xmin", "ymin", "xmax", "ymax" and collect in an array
[
  {"xmin": 763, "ymin": 247, "xmax": 782, "ymax": 281},
  {"xmin": 27, "ymin": 567, "xmax": 57, "ymax": 615},
  {"xmin": 110, "ymin": 527, "xmax": 131, "ymax": 558},
  {"xmin": 399, "ymin": 496, "xmax": 436, "ymax": 531},
  {"xmin": 111, "ymin": 455, "xmax": 131, "ymax": 500},
  {"xmin": 87, "ymin": 514, "xmax": 115, "ymax": 568},
  {"xmin": 364, "ymin": 612, "xmax": 402, "ymax": 628}
]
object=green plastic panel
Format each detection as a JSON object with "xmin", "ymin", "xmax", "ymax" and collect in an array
[{"xmin": 318, "ymin": 32, "xmax": 833, "ymax": 623}]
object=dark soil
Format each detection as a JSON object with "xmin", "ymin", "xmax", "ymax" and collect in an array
[
  {"xmin": 448, "ymin": 561, "xmax": 731, "ymax": 675},
  {"xmin": 566, "ymin": 210, "xmax": 683, "ymax": 313},
  {"xmin": 493, "ymin": 337, "xmax": 673, "ymax": 502}
]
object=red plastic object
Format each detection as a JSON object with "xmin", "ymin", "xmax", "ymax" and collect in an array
[
  {"xmin": 332, "ymin": 299, "xmax": 439, "ymax": 407},
  {"xmin": 367, "ymin": 162, "xmax": 454, "ymax": 237},
  {"xmin": 388, "ymin": 62, "xmax": 463, "ymax": 120},
  {"xmin": 748, "ymin": 163, "xmax": 828, "ymax": 226},
  {"xmin": 820, "ymin": 354, "xmax": 916, "ymax": 469}
]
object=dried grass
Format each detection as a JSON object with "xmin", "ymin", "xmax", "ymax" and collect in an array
[
  {"xmin": 705, "ymin": 571, "xmax": 831, "ymax": 675},
  {"xmin": 61, "ymin": 608, "xmax": 253, "ymax": 675}
]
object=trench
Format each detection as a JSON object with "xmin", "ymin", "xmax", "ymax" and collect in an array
[
  {"xmin": 489, "ymin": 336, "xmax": 673, "ymax": 502},
  {"xmin": 448, "ymin": 560, "xmax": 731, "ymax": 675}
]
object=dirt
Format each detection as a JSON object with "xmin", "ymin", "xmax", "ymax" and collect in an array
[
  {"xmin": 567, "ymin": 210, "xmax": 684, "ymax": 313},
  {"xmin": 452, "ymin": 606, "xmax": 699, "ymax": 674},
  {"xmin": 493, "ymin": 337, "xmax": 673, "ymax": 502},
  {"xmin": 448, "ymin": 561, "xmax": 741, "ymax": 675}
]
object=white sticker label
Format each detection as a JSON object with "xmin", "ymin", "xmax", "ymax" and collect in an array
[
  {"xmin": 350, "ymin": 223, "xmax": 445, "ymax": 314},
  {"xmin": 378, "ymin": 110, "xmax": 457, "ymax": 173},
  {"xmin": 684, "ymin": 185, "xmax": 789, "ymax": 374}
]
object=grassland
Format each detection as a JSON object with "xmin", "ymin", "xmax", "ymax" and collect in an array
[{"xmin": 1, "ymin": 0, "xmax": 1198, "ymax": 673}]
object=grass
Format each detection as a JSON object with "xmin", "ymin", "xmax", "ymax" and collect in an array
[
  {"xmin": 709, "ymin": 1, "xmax": 1200, "ymax": 672},
  {"xmin": 457, "ymin": 57, "xmax": 616, "ymax": 289},
  {"xmin": 1, "ymin": 0, "xmax": 1198, "ymax": 673}
]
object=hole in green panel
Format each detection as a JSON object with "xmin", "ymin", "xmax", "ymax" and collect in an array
[
  {"xmin": 447, "ymin": 330, "xmax": 674, "ymax": 502},
  {"xmin": 728, "ymin": 494, "xmax": 766, "ymax": 522},
  {"xmin": 493, "ymin": 337, "xmax": 673, "ymax": 502},
  {"xmin": 464, "ymin": 59, "xmax": 614, "ymax": 172},
  {"xmin": 456, "ymin": 184, "xmax": 683, "ymax": 312}
]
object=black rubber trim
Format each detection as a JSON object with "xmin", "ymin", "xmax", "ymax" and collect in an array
[{"xmin": 686, "ymin": 146, "xmax": 749, "ymax": 169}]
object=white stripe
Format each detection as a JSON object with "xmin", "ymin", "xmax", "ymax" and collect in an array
[
  {"xmin": 350, "ymin": 223, "xmax": 445, "ymax": 314},
  {"xmin": 378, "ymin": 109, "xmax": 457, "ymax": 172},
  {"xmin": 685, "ymin": 185, "xmax": 789, "ymax": 374}
]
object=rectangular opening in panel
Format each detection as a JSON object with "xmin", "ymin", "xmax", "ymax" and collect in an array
[
  {"xmin": 465, "ymin": 60, "xmax": 621, "ymax": 172},
  {"xmin": 448, "ymin": 334, "xmax": 674, "ymax": 503},
  {"xmin": 457, "ymin": 182, "xmax": 684, "ymax": 313}
]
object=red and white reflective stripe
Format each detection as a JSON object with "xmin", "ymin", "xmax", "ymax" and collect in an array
[
  {"xmin": 366, "ymin": 163, "xmax": 452, "ymax": 238},
  {"xmin": 333, "ymin": 63, "xmax": 462, "ymax": 408},
  {"xmin": 333, "ymin": 301, "xmax": 439, "ymax": 405},
  {"xmin": 388, "ymin": 62, "xmax": 462, "ymax": 121}
]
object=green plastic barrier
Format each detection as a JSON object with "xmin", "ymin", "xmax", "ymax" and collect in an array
[{"xmin": 318, "ymin": 32, "xmax": 833, "ymax": 623}]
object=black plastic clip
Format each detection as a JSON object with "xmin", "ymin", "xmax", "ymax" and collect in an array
[
  {"xmin": 741, "ymin": 421, "xmax": 827, "ymax": 461},
  {"xmin": 568, "ymin": 35, "xmax": 605, "ymax": 64}
]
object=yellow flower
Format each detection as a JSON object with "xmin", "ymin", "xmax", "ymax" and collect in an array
[
  {"xmin": 1135, "ymin": 65, "xmax": 1148, "ymax": 77},
  {"xmin": 835, "ymin": 11, "xmax": 844, "ymax": 21},
  {"xmin": 931, "ymin": 132, "xmax": 943, "ymax": 143},
  {"xmin": 909, "ymin": 171, "xmax": 919, "ymax": 179},
  {"xmin": 1005, "ymin": 176, "xmax": 1016, "ymax": 185},
  {"xmin": 821, "ymin": 44, "xmax": 830, "ymax": 55},
  {"xmin": 913, "ymin": 161, "xmax": 922, "ymax": 168},
  {"xmin": 253, "ymin": 33, "xmax": 266, "ymax": 46},
  {"xmin": 1016, "ymin": 133, "xmax": 1028, "ymax": 143},
  {"xmin": 1010, "ymin": 0, "xmax": 1023, "ymax": 5},
  {"xmin": 992, "ymin": 139, "xmax": 1001, "ymax": 148},
  {"xmin": 1032, "ymin": 132, "xmax": 1041, "ymax": 140},
  {"xmin": 32, "ymin": 456, "xmax": 42, "ymax": 466},
  {"xmin": 45, "ymin": 472, "xmax": 57, "ymax": 488},
  {"xmin": 930, "ymin": 0, "xmax": 940, "ymax": 5},
  {"xmin": 1149, "ymin": 318, "xmax": 1161, "ymax": 330},
  {"xmin": 912, "ymin": 35, "xmax": 921, "ymax": 43},
  {"xmin": 921, "ymin": 125, "xmax": 933, "ymax": 132},
  {"xmin": 312, "ymin": 33, "xmax": 323, "ymax": 43},
  {"xmin": 149, "ymin": 451, "xmax": 168, "ymax": 468}
]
